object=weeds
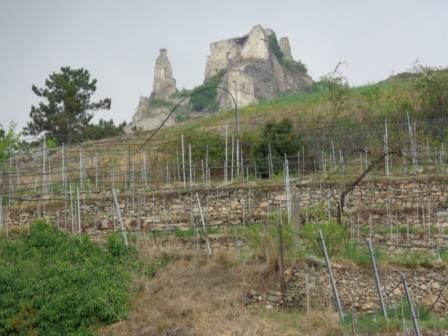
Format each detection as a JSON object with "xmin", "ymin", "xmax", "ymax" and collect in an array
[
  {"xmin": 143, "ymin": 252, "xmax": 177, "ymax": 279},
  {"xmin": 302, "ymin": 220, "xmax": 349, "ymax": 257}
]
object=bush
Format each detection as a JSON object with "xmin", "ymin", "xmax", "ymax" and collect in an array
[
  {"xmin": 0, "ymin": 221, "xmax": 135, "ymax": 335},
  {"xmin": 415, "ymin": 66, "xmax": 448, "ymax": 119},
  {"xmin": 107, "ymin": 232, "xmax": 131, "ymax": 257},
  {"xmin": 254, "ymin": 118, "xmax": 303, "ymax": 177},
  {"xmin": 182, "ymin": 131, "xmax": 226, "ymax": 165}
]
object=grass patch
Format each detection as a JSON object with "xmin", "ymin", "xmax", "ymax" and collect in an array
[
  {"xmin": 388, "ymin": 251, "xmax": 440, "ymax": 268},
  {"xmin": 338, "ymin": 243, "xmax": 373, "ymax": 266},
  {"xmin": 350, "ymin": 305, "xmax": 448, "ymax": 335},
  {"xmin": 261, "ymin": 310, "xmax": 343, "ymax": 336},
  {"xmin": 302, "ymin": 220, "xmax": 349, "ymax": 258},
  {"xmin": 156, "ymin": 226, "xmax": 220, "ymax": 239},
  {"xmin": 0, "ymin": 221, "xmax": 135, "ymax": 335}
]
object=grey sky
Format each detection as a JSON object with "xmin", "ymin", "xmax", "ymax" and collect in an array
[{"xmin": 1, "ymin": 0, "xmax": 447, "ymax": 130}]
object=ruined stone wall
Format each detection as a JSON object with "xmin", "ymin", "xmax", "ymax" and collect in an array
[{"xmin": 205, "ymin": 38, "xmax": 245, "ymax": 80}]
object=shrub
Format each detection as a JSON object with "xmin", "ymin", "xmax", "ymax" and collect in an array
[
  {"xmin": 415, "ymin": 66, "xmax": 448, "ymax": 119},
  {"xmin": 182, "ymin": 131, "xmax": 226, "ymax": 165},
  {"xmin": 254, "ymin": 118, "xmax": 303, "ymax": 177},
  {"xmin": 106, "ymin": 232, "xmax": 130, "ymax": 257},
  {"xmin": 0, "ymin": 221, "xmax": 135, "ymax": 335}
]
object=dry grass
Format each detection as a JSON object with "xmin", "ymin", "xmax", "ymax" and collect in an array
[
  {"xmin": 101, "ymin": 248, "xmax": 270, "ymax": 335},
  {"xmin": 260, "ymin": 310, "xmax": 344, "ymax": 336},
  {"xmin": 99, "ymin": 244, "xmax": 347, "ymax": 336},
  {"xmin": 101, "ymin": 244, "xmax": 346, "ymax": 336}
]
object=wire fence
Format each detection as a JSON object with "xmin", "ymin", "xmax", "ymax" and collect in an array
[{"xmin": 3, "ymin": 114, "xmax": 448, "ymax": 201}]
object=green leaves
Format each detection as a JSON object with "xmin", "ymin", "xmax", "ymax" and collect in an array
[
  {"xmin": 26, "ymin": 67, "xmax": 112, "ymax": 144},
  {"xmin": 0, "ymin": 122, "xmax": 22, "ymax": 162},
  {"xmin": 0, "ymin": 222, "xmax": 134, "ymax": 335},
  {"xmin": 256, "ymin": 118, "xmax": 303, "ymax": 175},
  {"xmin": 319, "ymin": 62, "xmax": 350, "ymax": 125},
  {"xmin": 414, "ymin": 65, "xmax": 448, "ymax": 119},
  {"xmin": 302, "ymin": 220, "xmax": 349, "ymax": 258}
]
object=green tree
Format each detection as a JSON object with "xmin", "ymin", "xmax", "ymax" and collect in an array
[
  {"xmin": 320, "ymin": 62, "xmax": 350, "ymax": 127},
  {"xmin": 0, "ymin": 123, "xmax": 22, "ymax": 161},
  {"xmin": 81, "ymin": 118, "xmax": 126, "ymax": 141},
  {"xmin": 256, "ymin": 118, "xmax": 302, "ymax": 176},
  {"xmin": 414, "ymin": 65, "xmax": 448, "ymax": 119},
  {"xmin": 25, "ymin": 67, "xmax": 111, "ymax": 144}
]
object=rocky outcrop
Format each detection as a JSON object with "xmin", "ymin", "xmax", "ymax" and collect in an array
[
  {"xmin": 130, "ymin": 96, "xmax": 175, "ymax": 131},
  {"xmin": 204, "ymin": 25, "xmax": 313, "ymax": 110}
]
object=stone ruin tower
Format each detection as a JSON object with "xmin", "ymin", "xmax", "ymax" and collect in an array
[
  {"xmin": 152, "ymin": 48, "xmax": 177, "ymax": 99},
  {"xmin": 128, "ymin": 49, "xmax": 177, "ymax": 131}
]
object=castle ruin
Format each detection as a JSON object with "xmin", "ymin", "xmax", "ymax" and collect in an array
[{"xmin": 128, "ymin": 25, "xmax": 312, "ymax": 131}]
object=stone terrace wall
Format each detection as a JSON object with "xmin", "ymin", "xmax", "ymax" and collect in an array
[
  {"xmin": 4, "ymin": 176, "xmax": 448, "ymax": 235},
  {"xmin": 248, "ymin": 263, "xmax": 448, "ymax": 315}
]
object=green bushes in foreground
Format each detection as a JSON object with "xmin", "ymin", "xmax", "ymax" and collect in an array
[{"xmin": 0, "ymin": 221, "xmax": 135, "ymax": 335}]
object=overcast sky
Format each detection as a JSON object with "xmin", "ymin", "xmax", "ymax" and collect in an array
[{"xmin": 1, "ymin": 0, "xmax": 447, "ymax": 130}]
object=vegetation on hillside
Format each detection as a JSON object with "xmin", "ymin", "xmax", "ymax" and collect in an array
[
  {"xmin": 254, "ymin": 118, "xmax": 303, "ymax": 176},
  {"xmin": 149, "ymin": 98, "xmax": 172, "ymax": 108},
  {"xmin": 190, "ymin": 69, "xmax": 226, "ymax": 112},
  {"xmin": 81, "ymin": 118, "xmax": 127, "ymax": 142},
  {"xmin": 0, "ymin": 221, "xmax": 135, "ymax": 335},
  {"xmin": 268, "ymin": 33, "xmax": 308, "ymax": 73},
  {"xmin": 159, "ymin": 65, "xmax": 448, "ymax": 179}
]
